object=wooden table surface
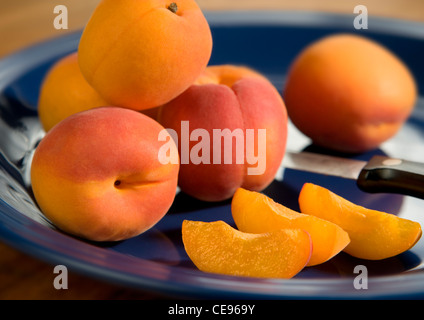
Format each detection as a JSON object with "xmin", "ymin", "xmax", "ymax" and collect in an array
[{"xmin": 0, "ymin": 0, "xmax": 423, "ymax": 300}]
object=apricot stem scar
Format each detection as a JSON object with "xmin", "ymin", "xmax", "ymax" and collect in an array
[
  {"xmin": 114, "ymin": 180, "xmax": 121, "ymax": 187},
  {"xmin": 167, "ymin": 2, "xmax": 178, "ymax": 14}
]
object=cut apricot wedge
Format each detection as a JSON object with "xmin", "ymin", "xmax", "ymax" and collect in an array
[
  {"xmin": 299, "ymin": 183, "xmax": 422, "ymax": 260},
  {"xmin": 182, "ymin": 220, "xmax": 311, "ymax": 279},
  {"xmin": 231, "ymin": 188, "xmax": 350, "ymax": 266}
]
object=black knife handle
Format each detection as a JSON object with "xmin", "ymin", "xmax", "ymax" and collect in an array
[{"xmin": 357, "ymin": 155, "xmax": 424, "ymax": 199}]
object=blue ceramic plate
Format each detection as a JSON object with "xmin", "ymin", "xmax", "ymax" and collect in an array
[{"xmin": 1, "ymin": 11, "xmax": 424, "ymax": 299}]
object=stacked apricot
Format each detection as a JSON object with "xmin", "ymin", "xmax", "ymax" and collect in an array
[
  {"xmin": 183, "ymin": 184, "xmax": 421, "ymax": 278},
  {"xmin": 158, "ymin": 64, "xmax": 288, "ymax": 201},
  {"xmin": 38, "ymin": 0, "xmax": 213, "ymax": 131},
  {"xmin": 32, "ymin": 107, "xmax": 180, "ymax": 242}
]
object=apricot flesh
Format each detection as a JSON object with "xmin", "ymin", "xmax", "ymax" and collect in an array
[
  {"xmin": 299, "ymin": 183, "xmax": 422, "ymax": 260},
  {"xmin": 182, "ymin": 220, "xmax": 311, "ymax": 279},
  {"xmin": 231, "ymin": 188, "xmax": 350, "ymax": 266},
  {"xmin": 283, "ymin": 34, "xmax": 417, "ymax": 153}
]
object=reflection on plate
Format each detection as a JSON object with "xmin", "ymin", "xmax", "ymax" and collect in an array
[{"xmin": 0, "ymin": 11, "xmax": 424, "ymax": 299}]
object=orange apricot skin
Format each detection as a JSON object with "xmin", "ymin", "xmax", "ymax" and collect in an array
[
  {"xmin": 283, "ymin": 34, "xmax": 417, "ymax": 153},
  {"xmin": 158, "ymin": 65, "xmax": 288, "ymax": 202},
  {"xmin": 182, "ymin": 220, "xmax": 311, "ymax": 279},
  {"xmin": 299, "ymin": 183, "xmax": 422, "ymax": 260},
  {"xmin": 231, "ymin": 188, "xmax": 350, "ymax": 266},
  {"xmin": 30, "ymin": 107, "xmax": 179, "ymax": 242},
  {"xmin": 38, "ymin": 52, "xmax": 108, "ymax": 132},
  {"xmin": 78, "ymin": 0, "xmax": 213, "ymax": 111}
]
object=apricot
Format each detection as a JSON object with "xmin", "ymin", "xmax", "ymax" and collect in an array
[
  {"xmin": 78, "ymin": 0, "xmax": 212, "ymax": 111},
  {"xmin": 30, "ymin": 107, "xmax": 179, "ymax": 242},
  {"xmin": 182, "ymin": 220, "xmax": 311, "ymax": 278},
  {"xmin": 299, "ymin": 183, "xmax": 422, "ymax": 260},
  {"xmin": 283, "ymin": 34, "xmax": 417, "ymax": 153},
  {"xmin": 158, "ymin": 65, "xmax": 288, "ymax": 202},
  {"xmin": 231, "ymin": 188, "xmax": 350, "ymax": 266},
  {"xmin": 38, "ymin": 52, "xmax": 108, "ymax": 132}
]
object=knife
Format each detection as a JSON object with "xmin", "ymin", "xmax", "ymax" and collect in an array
[{"xmin": 282, "ymin": 151, "xmax": 424, "ymax": 199}]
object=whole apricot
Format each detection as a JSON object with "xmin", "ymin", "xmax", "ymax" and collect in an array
[
  {"xmin": 38, "ymin": 52, "xmax": 108, "ymax": 132},
  {"xmin": 78, "ymin": 0, "xmax": 213, "ymax": 111},
  {"xmin": 283, "ymin": 34, "xmax": 417, "ymax": 153},
  {"xmin": 158, "ymin": 65, "xmax": 288, "ymax": 202},
  {"xmin": 31, "ymin": 107, "xmax": 179, "ymax": 242}
]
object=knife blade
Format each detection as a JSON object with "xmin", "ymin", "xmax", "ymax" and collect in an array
[{"xmin": 282, "ymin": 151, "xmax": 424, "ymax": 199}]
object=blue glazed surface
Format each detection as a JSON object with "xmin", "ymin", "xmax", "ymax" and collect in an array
[{"xmin": 0, "ymin": 11, "xmax": 424, "ymax": 299}]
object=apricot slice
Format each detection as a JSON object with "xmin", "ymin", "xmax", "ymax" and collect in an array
[
  {"xmin": 182, "ymin": 220, "xmax": 311, "ymax": 279},
  {"xmin": 299, "ymin": 183, "xmax": 422, "ymax": 260},
  {"xmin": 231, "ymin": 188, "xmax": 350, "ymax": 266}
]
